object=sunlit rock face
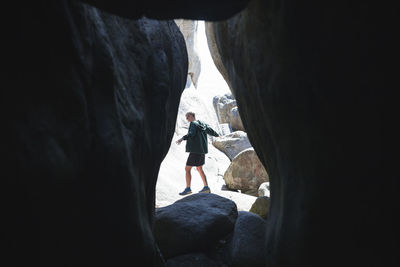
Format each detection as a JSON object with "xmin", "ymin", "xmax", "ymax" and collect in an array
[
  {"xmin": 175, "ymin": 20, "xmax": 201, "ymax": 87},
  {"xmin": 207, "ymin": 0, "xmax": 390, "ymax": 266},
  {"xmin": 223, "ymin": 148, "xmax": 269, "ymax": 196},
  {"xmin": 212, "ymin": 131, "xmax": 252, "ymax": 161},
  {"xmin": 213, "ymin": 93, "xmax": 245, "ymax": 131},
  {"xmin": 6, "ymin": 1, "xmax": 187, "ymax": 266}
]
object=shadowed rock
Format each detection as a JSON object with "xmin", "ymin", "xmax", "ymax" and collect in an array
[
  {"xmin": 229, "ymin": 211, "xmax": 267, "ymax": 267},
  {"xmin": 6, "ymin": 0, "xmax": 395, "ymax": 266},
  {"xmin": 230, "ymin": 106, "xmax": 244, "ymax": 132},
  {"xmin": 249, "ymin": 196, "xmax": 270, "ymax": 219},
  {"xmin": 154, "ymin": 193, "xmax": 238, "ymax": 259},
  {"xmin": 207, "ymin": 0, "xmax": 393, "ymax": 266},
  {"xmin": 6, "ymin": 2, "xmax": 187, "ymax": 266},
  {"xmin": 165, "ymin": 253, "xmax": 220, "ymax": 267},
  {"xmin": 80, "ymin": 0, "xmax": 250, "ymax": 20}
]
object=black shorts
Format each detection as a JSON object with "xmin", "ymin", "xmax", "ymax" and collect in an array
[{"xmin": 186, "ymin": 153, "xmax": 205, "ymax": 167}]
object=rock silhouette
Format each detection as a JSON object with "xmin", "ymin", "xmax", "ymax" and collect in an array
[{"xmin": 6, "ymin": 1, "xmax": 395, "ymax": 267}]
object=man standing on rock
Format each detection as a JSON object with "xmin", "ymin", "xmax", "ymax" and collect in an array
[{"xmin": 176, "ymin": 111, "xmax": 220, "ymax": 195}]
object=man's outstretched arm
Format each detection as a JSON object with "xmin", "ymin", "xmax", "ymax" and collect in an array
[
  {"xmin": 206, "ymin": 125, "xmax": 219, "ymax": 137},
  {"xmin": 176, "ymin": 122, "xmax": 197, "ymax": 144}
]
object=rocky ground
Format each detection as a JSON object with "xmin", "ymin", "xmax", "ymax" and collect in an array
[{"xmin": 154, "ymin": 194, "xmax": 267, "ymax": 266}]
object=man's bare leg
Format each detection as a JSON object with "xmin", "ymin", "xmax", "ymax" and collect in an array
[
  {"xmin": 185, "ymin": 165, "xmax": 192, "ymax": 188},
  {"xmin": 196, "ymin": 166, "xmax": 208, "ymax": 187}
]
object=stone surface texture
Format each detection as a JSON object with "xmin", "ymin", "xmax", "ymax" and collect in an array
[
  {"xmin": 213, "ymin": 93, "xmax": 245, "ymax": 131},
  {"xmin": 154, "ymin": 194, "xmax": 238, "ymax": 259},
  {"xmin": 7, "ymin": 2, "xmax": 188, "ymax": 266},
  {"xmin": 212, "ymin": 130, "xmax": 252, "ymax": 161},
  {"xmin": 229, "ymin": 211, "xmax": 267, "ymax": 267},
  {"xmin": 249, "ymin": 196, "xmax": 270, "ymax": 219},
  {"xmin": 258, "ymin": 182, "xmax": 270, "ymax": 197},
  {"xmin": 80, "ymin": 0, "xmax": 250, "ymax": 20},
  {"xmin": 207, "ymin": 0, "xmax": 391, "ymax": 266},
  {"xmin": 224, "ymin": 148, "xmax": 269, "ymax": 196},
  {"xmin": 175, "ymin": 19, "xmax": 201, "ymax": 87},
  {"xmin": 165, "ymin": 253, "xmax": 220, "ymax": 267},
  {"xmin": 6, "ymin": 0, "xmax": 395, "ymax": 267}
]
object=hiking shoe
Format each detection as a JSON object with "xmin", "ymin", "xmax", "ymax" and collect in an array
[
  {"xmin": 179, "ymin": 187, "xmax": 192, "ymax": 196},
  {"xmin": 199, "ymin": 186, "xmax": 211, "ymax": 193}
]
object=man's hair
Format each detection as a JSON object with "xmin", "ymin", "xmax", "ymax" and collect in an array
[{"xmin": 186, "ymin": 111, "xmax": 195, "ymax": 118}]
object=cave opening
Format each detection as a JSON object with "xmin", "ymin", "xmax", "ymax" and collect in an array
[
  {"xmin": 155, "ymin": 20, "xmax": 270, "ymax": 210},
  {"xmin": 153, "ymin": 20, "xmax": 271, "ymax": 265}
]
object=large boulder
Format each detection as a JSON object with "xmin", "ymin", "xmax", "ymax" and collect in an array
[
  {"xmin": 212, "ymin": 131, "xmax": 252, "ymax": 160},
  {"xmin": 229, "ymin": 211, "xmax": 267, "ymax": 267},
  {"xmin": 154, "ymin": 193, "xmax": 238, "ymax": 259},
  {"xmin": 224, "ymin": 148, "xmax": 269, "ymax": 196},
  {"xmin": 213, "ymin": 93, "xmax": 244, "ymax": 131},
  {"xmin": 230, "ymin": 106, "xmax": 244, "ymax": 132},
  {"xmin": 249, "ymin": 196, "xmax": 270, "ymax": 219},
  {"xmin": 6, "ymin": 2, "xmax": 188, "ymax": 266},
  {"xmin": 207, "ymin": 0, "xmax": 392, "ymax": 266},
  {"xmin": 175, "ymin": 20, "xmax": 201, "ymax": 87},
  {"xmin": 7, "ymin": 1, "xmax": 395, "ymax": 267},
  {"xmin": 213, "ymin": 93, "xmax": 236, "ymax": 124},
  {"xmin": 219, "ymin": 123, "xmax": 233, "ymax": 135}
]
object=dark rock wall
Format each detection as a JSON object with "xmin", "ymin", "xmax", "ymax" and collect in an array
[
  {"xmin": 209, "ymin": 0, "xmax": 394, "ymax": 266},
  {"xmin": 80, "ymin": 0, "xmax": 250, "ymax": 20},
  {"xmin": 5, "ymin": 0, "xmax": 395, "ymax": 266},
  {"xmin": 6, "ymin": 1, "xmax": 187, "ymax": 265}
]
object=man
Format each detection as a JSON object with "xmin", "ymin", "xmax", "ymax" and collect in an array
[{"xmin": 176, "ymin": 111, "xmax": 220, "ymax": 195}]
